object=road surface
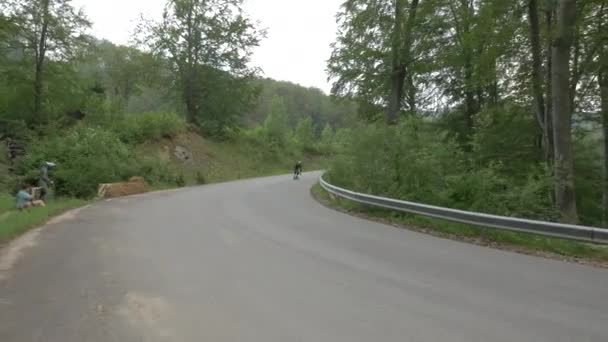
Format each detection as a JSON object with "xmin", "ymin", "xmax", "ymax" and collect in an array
[{"xmin": 1, "ymin": 172, "xmax": 607, "ymax": 341}]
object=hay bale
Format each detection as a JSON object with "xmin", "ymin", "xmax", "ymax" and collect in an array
[{"xmin": 97, "ymin": 177, "xmax": 148, "ymax": 199}]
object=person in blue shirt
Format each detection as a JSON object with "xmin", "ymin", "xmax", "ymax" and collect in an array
[
  {"xmin": 16, "ymin": 184, "xmax": 34, "ymax": 210},
  {"xmin": 15, "ymin": 184, "xmax": 45, "ymax": 210}
]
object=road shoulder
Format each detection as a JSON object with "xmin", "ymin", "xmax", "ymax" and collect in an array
[{"xmin": 311, "ymin": 183, "xmax": 608, "ymax": 269}]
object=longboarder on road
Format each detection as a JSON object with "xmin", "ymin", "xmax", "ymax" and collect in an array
[{"xmin": 293, "ymin": 160, "xmax": 303, "ymax": 180}]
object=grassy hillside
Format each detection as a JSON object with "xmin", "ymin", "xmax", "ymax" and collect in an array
[
  {"xmin": 0, "ymin": 128, "xmax": 330, "ymax": 243},
  {"xmin": 0, "ymin": 194, "xmax": 85, "ymax": 243},
  {"xmin": 0, "ymin": 110, "xmax": 334, "ymax": 244},
  {"xmin": 137, "ymin": 131, "xmax": 329, "ymax": 186}
]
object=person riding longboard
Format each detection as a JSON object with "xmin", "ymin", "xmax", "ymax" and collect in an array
[{"xmin": 293, "ymin": 161, "xmax": 303, "ymax": 179}]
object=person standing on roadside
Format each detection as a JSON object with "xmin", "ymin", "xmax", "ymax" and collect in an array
[{"xmin": 39, "ymin": 162, "xmax": 56, "ymax": 203}]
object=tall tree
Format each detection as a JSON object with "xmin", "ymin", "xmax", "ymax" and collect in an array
[
  {"xmin": 451, "ymin": 0, "xmax": 477, "ymax": 133},
  {"xmin": 424, "ymin": 0, "xmax": 521, "ymax": 139},
  {"xmin": 592, "ymin": 1, "xmax": 608, "ymax": 225},
  {"xmin": 87, "ymin": 40, "xmax": 166, "ymax": 110},
  {"xmin": 137, "ymin": 0, "xmax": 264, "ymax": 127},
  {"xmin": 528, "ymin": 0, "xmax": 549, "ymax": 161},
  {"xmin": 387, "ymin": 0, "xmax": 420, "ymax": 124},
  {"xmin": 601, "ymin": 53, "xmax": 608, "ymax": 225},
  {"xmin": 4, "ymin": 0, "xmax": 90, "ymax": 122},
  {"xmin": 551, "ymin": 0, "xmax": 578, "ymax": 223},
  {"xmin": 543, "ymin": 0, "xmax": 555, "ymax": 163},
  {"xmin": 329, "ymin": 0, "xmax": 422, "ymax": 124}
]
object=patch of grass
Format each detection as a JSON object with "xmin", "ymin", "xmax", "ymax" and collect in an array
[
  {"xmin": 0, "ymin": 143, "xmax": 11, "ymax": 193},
  {"xmin": 0, "ymin": 193, "xmax": 13, "ymax": 214},
  {"xmin": 312, "ymin": 183, "xmax": 608, "ymax": 265},
  {"xmin": 0, "ymin": 197, "xmax": 87, "ymax": 244}
]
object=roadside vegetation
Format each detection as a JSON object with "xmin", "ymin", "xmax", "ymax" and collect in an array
[
  {"xmin": 325, "ymin": 0, "xmax": 607, "ymax": 228},
  {"xmin": 0, "ymin": 193, "xmax": 86, "ymax": 243},
  {"xmin": 0, "ymin": 0, "xmax": 353, "ymax": 242},
  {"xmin": 2, "ymin": 0, "xmax": 606, "ymax": 261},
  {"xmin": 312, "ymin": 184, "xmax": 608, "ymax": 266}
]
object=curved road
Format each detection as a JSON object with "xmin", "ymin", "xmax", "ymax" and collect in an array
[{"xmin": 1, "ymin": 173, "xmax": 607, "ymax": 341}]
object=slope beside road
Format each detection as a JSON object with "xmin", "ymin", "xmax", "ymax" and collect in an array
[{"xmin": 1, "ymin": 172, "xmax": 607, "ymax": 341}]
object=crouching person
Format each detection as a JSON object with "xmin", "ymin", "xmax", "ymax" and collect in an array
[{"xmin": 16, "ymin": 184, "xmax": 46, "ymax": 211}]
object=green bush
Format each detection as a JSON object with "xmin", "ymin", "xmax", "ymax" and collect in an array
[
  {"xmin": 118, "ymin": 112, "xmax": 187, "ymax": 144},
  {"xmin": 262, "ymin": 97, "xmax": 291, "ymax": 149},
  {"xmin": 316, "ymin": 123, "xmax": 335, "ymax": 155},
  {"xmin": 446, "ymin": 162, "xmax": 556, "ymax": 219},
  {"xmin": 126, "ymin": 155, "xmax": 178, "ymax": 186},
  {"xmin": 17, "ymin": 126, "xmax": 134, "ymax": 198},
  {"xmin": 88, "ymin": 111, "xmax": 187, "ymax": 144},
  {"xmin": 174, "ymin": 173, "xmax": 186, "ymax": 187},
  {"xmin": 294, "ymin": 117, "xmax": 315, "ymax": 152},
  {"xmin": 574, "ymin": 132, "xmax": 604, "ymax": 226},
  {"xmin": 238, "ymin": 124, "xmax": 299, "ymax": 161},
  {"xmin": 195, "ymin": 171, "xmax": 207, "ymax": 185},
  {"xmin": 471, "ymin": 105, "xmax": 540, "ymax": 175},
  {"xmin": 327, "ymin": 118, "xmax": 557, "ymax": 221}
]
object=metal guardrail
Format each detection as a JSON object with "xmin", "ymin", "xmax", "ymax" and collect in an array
[{"xmin": 319, "ymin": 175, "xmax": 608, "ymax": 244}]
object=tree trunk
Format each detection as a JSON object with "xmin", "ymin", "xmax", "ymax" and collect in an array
[
  {"xmin": 184, "ymin": 2, "xmax": 197, "ymax": 124},
  {"xmin": 387, "ymin": 66, "xmax": 405, "ymax": 125},
  {"xmin": 386, "ymin": 0, "xmax": 419, "ymax": 124},
  {"xmin": 402, "ymin": 0, "xmax": 419, "ymax": 114},
  {"xmin": 464, "ymin": 63, "xmax": 475, "ymax": 134},
  {"xmin": 386, "ymin": 0, "xmax": 405, "ymax": 125},
  {"xmin": 34, "ymin": 0, "xmax": 51, "ymax": 121},
  {"xmin": 596, "ymin": 3, "xmax": 608, "ymax": 227},
  {"xmin": 488, "ymin": 59, "xmax": 499, "ymax": 106},
  {"xmin": 528, "ymin": 0, "xmax": 546, "ymax": 133},
  {"xmin": 568, "ymin": 1, "xmax": 590, "ymax": 114},
  {"xmin": 601, "ymin": 68, "xmax": 608, "ymax": 226},
  {"xmin": 544, "ymin": 3, "xmax": 555, "ymax": 165},
  {"xmin": 551, "ymin": 0, "xmax": 578, "ymax": 223},
  {"xmin": 529, "ymin": 0, "xmax": 553, "ymax": 163},
  {"xmin": 406, "ymin": 71, "xmax": 416, "ymax": 113},
  {"xmin": 184, "ymin": 70, "xmax": 197, "ymax": 123},
  {"xmin": 599, "ymin": 1, "xmax": 608, "ymax": 226},
  {"xmin": 569, "ymin": 20, "xmax": 580, "ymax": 113},
  {"xmin": 462, "ymin": 0, "xmax": 476, "ymax": 137}
]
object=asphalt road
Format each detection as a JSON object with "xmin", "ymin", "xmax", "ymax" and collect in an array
[{"xmin": 1, "ymin": 172, "xmax": 608, "ymax": 341}]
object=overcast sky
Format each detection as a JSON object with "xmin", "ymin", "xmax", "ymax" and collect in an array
[{"xmin": 71, "ymin": 0, "xmax": 342, "ymax": 93}]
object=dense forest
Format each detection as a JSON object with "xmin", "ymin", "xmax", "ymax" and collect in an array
[
  {"xmin": 0, "ymin": 0, "xmax": 354, "ymax": 198},
  {"xmin": 326, "ymin": 0, "xmax": 607, "ymax": 226}
]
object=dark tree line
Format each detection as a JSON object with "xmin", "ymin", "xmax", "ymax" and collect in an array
[{"xmin": 329, "ymin": 0, "xmax": 608, "ymax": 224}]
